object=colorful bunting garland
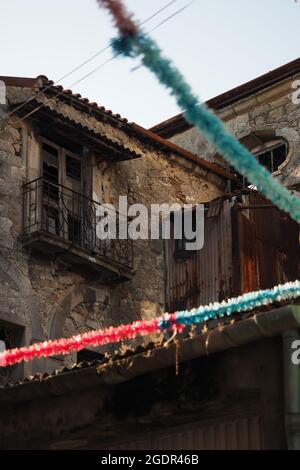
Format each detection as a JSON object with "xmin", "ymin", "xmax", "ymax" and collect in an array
[
  {"xmin": 98, "ymin": 0, "xmax": 300, "ymax": 224},
  {"xmin": 0, "ymin": 2, "xmax": 299, "ymax": 369},
  {"xmin": 0, "ymin": 280, "xmax": 299, "ymax": 367}
]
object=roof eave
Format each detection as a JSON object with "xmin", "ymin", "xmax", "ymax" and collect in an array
[{"xmin": 150, "ymin": 57, "xmax": 300, "ymax": 138}]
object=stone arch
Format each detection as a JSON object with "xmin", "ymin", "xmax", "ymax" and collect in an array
[
  {"xmin": 48, "ymin": 284, "xmax": 110, "ymax": 340},
  {"xmin": 273, "ymin": 127, "xmax": 300, "ymax": 175},
  {"xmin": 0, "ymin": 253, "xmax": 43, "ymax": 341},
  {"xmin": 239, "ymin": 128, "xmax": 300, "ymax": 177}
]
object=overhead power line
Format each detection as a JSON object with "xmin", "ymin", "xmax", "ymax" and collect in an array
[
  {"xmin": 0, "ymin": 0, "xmax": 180, "ymax": 126},
  {"xmin": 0, "ymin": 0, "xmax": 195, "ymax": 136}
]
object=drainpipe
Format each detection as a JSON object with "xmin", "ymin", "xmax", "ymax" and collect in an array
[{"xmin": 282, "ymin": 330, "xmax": 300, "ymax": 450}]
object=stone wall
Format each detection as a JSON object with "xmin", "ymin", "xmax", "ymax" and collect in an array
[
  {"xmin": 0, "ymin": 86, "xmax": 223, "ymax": 378},
  {"xmin": 169, "ymin": 75, "xmax": 300, "ymax": 189}
]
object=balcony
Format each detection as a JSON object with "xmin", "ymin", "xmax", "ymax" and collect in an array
[{"xmin": 22, "ymin": 178, "xmax": 133, "ymax": 280}]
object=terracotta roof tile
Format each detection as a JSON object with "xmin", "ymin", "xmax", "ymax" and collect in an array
[{"xmin": 0, "ymin": 74, "xmax": 233, "ymax": 180}]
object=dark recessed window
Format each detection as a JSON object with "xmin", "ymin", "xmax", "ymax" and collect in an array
[
  {"xmin": 43, "ymin": 143, "xmax": 59, "ymax": 158},
  {"xmin": 66, "ymin": 155, "xmax": 82, "ymax": 181},
  {"xmin": 43, "ymin": 162, "xmax": 59, "ymax": 185},
  {"xmin": 231, "ymin": 139, "xmax": 288, "ymax": 190},
  {"xmin": 0, "ymin": 323, "xmax": 23, "ymax": 349},
  {"xmin": 42, "ymin": 142, "xmax": 59, "ymax": 185},
  {"xmin": 0, "ymin": 321, "xmax": 24, "ymax": 386},
  {"xmin": 257, "ymin": 143, "xmax": 287, "ymax": 173}
]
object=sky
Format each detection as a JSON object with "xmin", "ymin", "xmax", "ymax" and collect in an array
[{"xmin": 0, "ymin": 0, "xmax": 299, "ymax": 128}]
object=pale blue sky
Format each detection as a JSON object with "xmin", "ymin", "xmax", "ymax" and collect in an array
[{"xmin": 0, "ymin": 0, "xmax": 299, "ymax": 127}]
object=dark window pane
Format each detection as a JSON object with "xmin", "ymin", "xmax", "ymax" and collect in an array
[
  {"xmin": 43, "ymin": 161, "xmax": 59, "ymax": 184},
  {"xmin": 0, "ymin": 327, "xmax": 15, "ymax": 349},
  {"xmin": 258, "ymin": 143, "xmax": 287, "ymax": 173},
  {"xmin": 0, "ymin": 322, "xmax": 24, "ymax": 386},
  {"xmin": 43, "ymin": 143, "xmax": 58, "ymax": 157},
  {"xmin": 272, "ymin": 144, "xmax": 287, "ymax": 170},
  {"xmin": 66, "ymin": 156, "xmax": 82, "ymax": 181},
  {"xmin": 259, "ymin": 150, "xmax": 273, "ymax": 172},
  {"xmin": 231, "ymin": 141, "xmax": 288, "ymax": 189}
]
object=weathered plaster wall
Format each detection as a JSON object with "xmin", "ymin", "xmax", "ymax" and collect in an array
[
  {"xmin": 170, "ymin": 76, "xmax": 300, "ymax": 188},
  {"xmin": 0, "ymin": 86, "xmax": 222, "ymax": 379}
]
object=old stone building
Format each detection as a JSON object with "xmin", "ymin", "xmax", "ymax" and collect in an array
[
  {"xmin": 0, "ymin": 74, "xmax": 229, "ymax": 383},
  {"xmin": 151, "ymin": 58, "xmax": 300, "ymax": 193},
  {"xmin": 150, "ymin": 58, "xmax": 300, "ymax": 314},
  {"xmin": 0, "ymin": 59, "xmax": 299, "ymax": 450}
]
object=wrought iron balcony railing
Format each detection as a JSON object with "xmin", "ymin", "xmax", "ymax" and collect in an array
[{"xmin": 22, "ymin": 177, "xmax": 133, "ymax": 271}]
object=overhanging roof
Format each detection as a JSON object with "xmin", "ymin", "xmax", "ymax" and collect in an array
[
  {"xmin": 150, "ymin": 57, "xmax": 300, "ymax": 138},
  {"xmin": 0, "ymin": 303, "xmax": 299, "ymax": 404},
  {"xmin": 0, "ymin": 75, "xmax": 233, "ymax": 180}
]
